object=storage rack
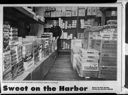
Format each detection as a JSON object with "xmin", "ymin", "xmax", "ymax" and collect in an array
[{"xmin": 3, "ymin": 7, "xmax": 57, "ymax": 81}]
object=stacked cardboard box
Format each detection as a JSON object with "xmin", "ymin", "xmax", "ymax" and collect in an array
[
  {"xmin": 3, "ymin": 50, "xmax": 12, "ymax": 80},
  {"xmin": 87, "ymin": 7, "xmax": 102, "ymax": 17},
  {"xmin": 10, "ymin": 45, "xmax": 19, "ymax": 79},
  {"xmin": 3, "ymin": 24, "xmax": 10, "ymax": 51},
  {"xmin": 78, "ymin": 8, "xmax": 85, "ymax": 16},
  {"xmin": 76, "ymin": 48, "xmax": 99, "ymax": 78},
  {"xmin": 3, "ymin": 67, "xmax": 12, "ymax": 80},
  {"xmin": 100, "ymin": 25, "xmax": 117, "ymax": 40},
  {"xmin": 9, "ymin": 27, "xmax": 19, "ymax": 45},
  {"xmin": 22, "ymin": 42, "xmax": 34, "ymax": 71}
]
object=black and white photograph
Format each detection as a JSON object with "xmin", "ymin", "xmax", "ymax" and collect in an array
[
  {"xmin": 2, "ymin": 6, "xmax": 118, "ymax": 81},
  {"xmin": 1, "ymin": 4, "xmax": 123, "ymax": 94}
]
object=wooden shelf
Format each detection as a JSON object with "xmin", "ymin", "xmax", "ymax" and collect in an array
[{"xmin": 4, "ymin": 7, "xmax": 45, "ymax": 25}]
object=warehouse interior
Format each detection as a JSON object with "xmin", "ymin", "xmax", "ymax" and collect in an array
[{"xmin": 3, "ymin": 6, "xmax": 117, "ymax": 81}]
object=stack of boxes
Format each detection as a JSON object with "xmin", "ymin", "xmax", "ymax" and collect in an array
[
  {"xmin": 78, "ymin": 8, "xmax": 86, "ymax": 16},
  {"xmin": 3, "ymin": 23, "xmax": 10, "ymax": 51},
  {"xmin": 3, "ymin": 23, "xmax": 57, "ymax": 80},
  {"xmin": 45, "ymin": 7, "xmax": 78, "ymax": 17},
  {"xmin": 41, "ymin": 32, "xmax": 53, "ymax": 57},
  {"xmin": 3, "ymin": 50, "xmax": 12, "ymax": 80},
  {"xmin": 9, "ymin": 27, "xmax": 19, "ymax": 45},
  {"xmin": 76, "ymin": 48, "xmax": 99, "ymax": 78},
  {"xmin": 22, "ymin": 39, "xmax": 34, "ymax": 71},
  {"xmin": 3, "ymin": 23, "xmax": 11, "ymax": 80},
  {"xmin": 16, "ymin": 44, "xmax": 24, "ymax": 76},
  {"xmin": 87, "ymin": 7, "xmax": 102, "ymax": 17},
  {"xmin": 98, "ymin": 40, "xmax": 117, "ymax": 80},
  {"xmin": 3, "ymin": 23, "xmax": 24, "ymax": 80},
  {"xmin": 81, "ymin": 22, "xmax": 117, "ymax": 80},
  {"xmin": 59, "ymin": 18, "xmax": 77, "ymax": 29}
]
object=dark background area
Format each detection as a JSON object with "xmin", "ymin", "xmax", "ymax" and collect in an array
[{"xmin": 0, "ymin": 0, "xmax": 117, "ymax": 4}]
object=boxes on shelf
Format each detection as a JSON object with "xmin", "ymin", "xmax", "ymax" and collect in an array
[
  {"xmin": 22, "ymin": 43, "xmax": 34, "ymax": 71},
  {"xmin": 17, "ymin": 44, "xmax": 23, "ymax": 63},
  {"xmin": 78, "ymin": 8, "xmax": 85, "ymax": 16},
  {"xmin": 3, "ymin": 50, "xmax": 12, "ymax": 73},
  {"xmin": 10, "ymin": 45, "xmax": 19, "ymax": 66},
  {"xmin": 98, "ymin": 66, "xmax": 117, "ymax": 80},
  {"xmin": 3, "ymin": 24, "xmax": 10, "ymax": 51},
  {"xmin": 17, "ymin": 60, "xmax": 24, "ymax": 76},
  {"xmin": 76, "ymin": 57, "xmax": 99, "ymax": 78},
  {"xmin": 9, "ymin": 27, "xmax": 18, "ymax": 41},
  {"xmin": 3, "ymin": 67, "xmax": 12, "ymax": 80},
  {"xmin": 72, "ymin": 10, "xmax": 77, "ymax": 16},
  {"xmin": 65, "ymin": 10, "xmax": 72, "ymax": 17},
  {"xmin": 9, "ymin": 27, "xmax": 19, "ymax": 45}
]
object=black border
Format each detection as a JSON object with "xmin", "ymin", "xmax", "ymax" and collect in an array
[{"xmin": 0, "ymin": 0, "xmax": 117, "ymax": 4}]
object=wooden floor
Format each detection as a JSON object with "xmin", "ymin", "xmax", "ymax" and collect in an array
[{"xmin": 43, "ymin": 54, "xmax": 84, "ymax": 80}]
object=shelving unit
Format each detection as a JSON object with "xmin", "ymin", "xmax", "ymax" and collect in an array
[
  {"xmin": 14, "ymin": 51, "xmax": 57, "ymax": 81},
  {"xmin": 4, "ymin": 7, "xmax": 45, "ymax": 25}
]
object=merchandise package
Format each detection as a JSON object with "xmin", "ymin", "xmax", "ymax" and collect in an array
[
  {"xmin": 16, "ymin": 44, "xmax": 24, "ymax": 76},
  {"xmin": 10, "ymin": 45, "xmax": 18, "ymax": 66},
  {"xmin": 22, "ymin": 43, "xmax": 34, "ymax": 71},
  {"xmin": 78, "ymin": 8, "xmax": 85, "ymax": 16},
  {"xmin": 17, "ymin": 60, "xmax": 24, "ymax": 76},
  {"xmin": 9, "ymin": 27, "xmax": 19, "ymax": 45},
  {"xmin": 74, "ymin": 48, "xmax": 100, "ymax": 78},
  {"xmin": 76, "ymin": 56, "xmax": 99, "ymax": 78},
  {"xmin": 3, "ymin": 24, "xmax": 10, "ymax": 51},
  {"xmin": 3, "ymin": 50, "xmax": 12, "ymax": 75},
  {"xmin": 3, "ymin": 67, "xmax": 12, "ymax": 80}
]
